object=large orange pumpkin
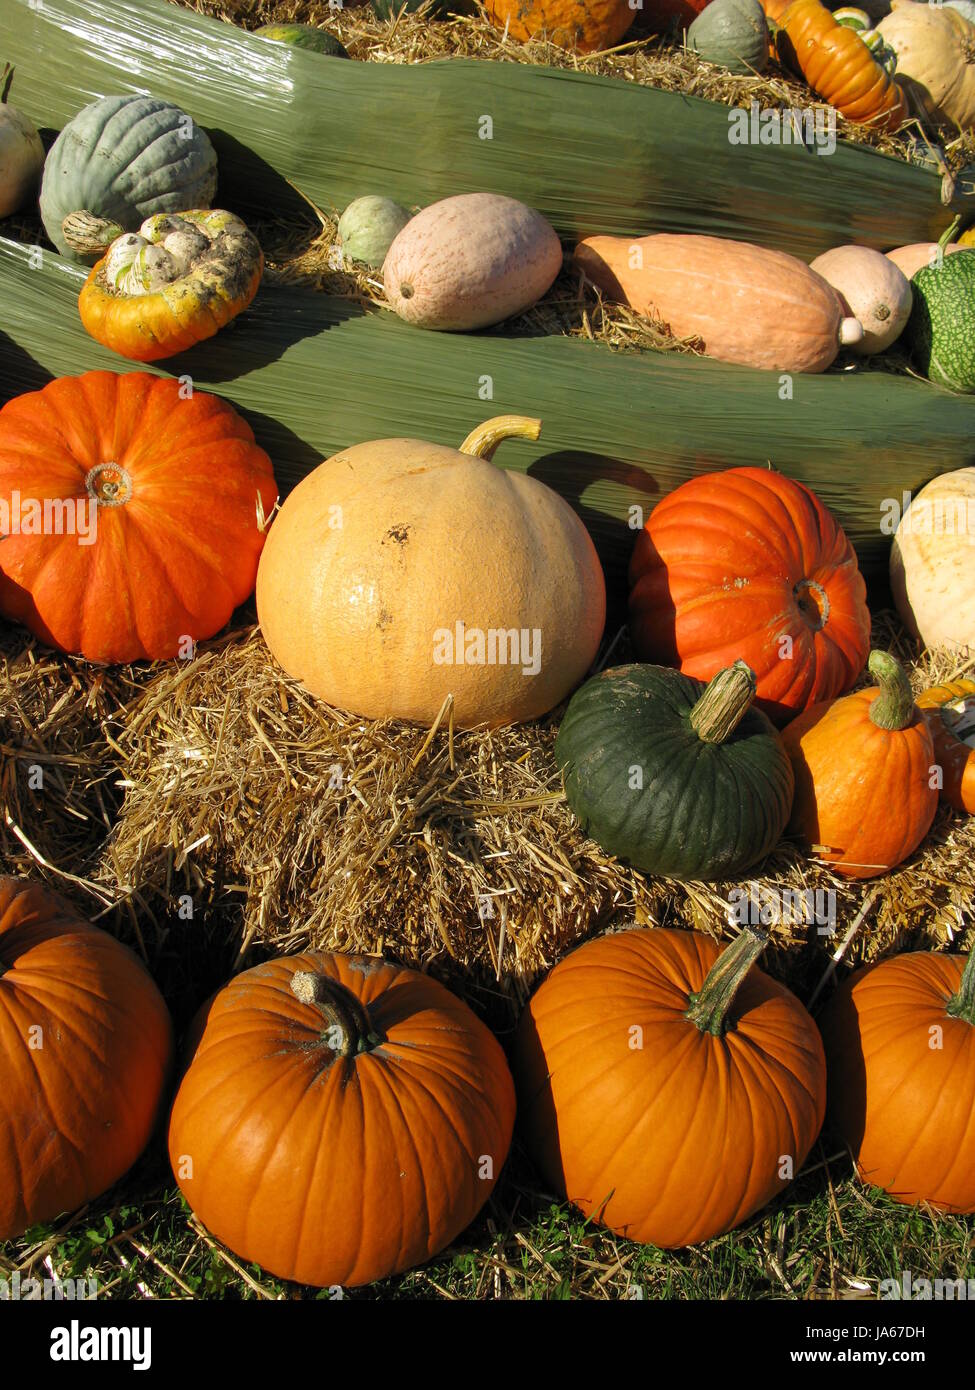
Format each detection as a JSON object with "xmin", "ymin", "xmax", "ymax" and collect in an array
[
  {"xmin": 0, "ymin": 876, "xmax": 173, "ymax": 1241},
  {"xmin": 782, "ymin": 650, "xmax": 939, "ymax": 879},
  {"xmin": 483, "ymin": 0, "xmax": 635, "ymax": 53},
  {"xmin": 168, "ymin": 952, "xmax": 516, "ymax": 1287},
  {"xmin": 915, "ymin": 679, "xmax": 975, "ymax": 814},
  {"xmin": 628, "ymin": 467, "xmax": 870, "ymax": 725},
  {"xmin": 775, "ymin": 0, "xmax": 909, "ymax": 130},
  {"xmin": 514, "ymin": 925, "xmax": 826, "ymax": 1248},
  {"xmin": 820, "ymin": 949, "xmax": 975, "ymax": 1212},
  {"xmin": 0, "ymin": 372, "xmax": 278, "ymax": 662}
]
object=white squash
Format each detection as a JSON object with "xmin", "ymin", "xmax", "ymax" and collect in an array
[
  {"xmin": 809, "ymin": 245, "xmax": 912, "ymax": 353},
  {"xmin": 890, "ymin": 467, "xmax": 975, "ymax": 651},
  {"xmin": 0, "ymin": 67, "xmax": 44, "ymax": 219},
  {"xmin": 382, "ymin": 193, "xmax": 563, "ymax": 331},
  {"xmin": 876, "ymin": 0, "xmax": 975, "ymax": 130}
]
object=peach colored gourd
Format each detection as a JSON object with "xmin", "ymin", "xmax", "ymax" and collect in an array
[
  {"xmin": 886, "ymin": 241, "xmax": 965, "ymax": 280},
  {"xmin": 383, "ymin": 192, "xmax": 563, "ymax": 331},
  {"xmin": 809, "ymin": 245, "xmax": 912, "ymax": 353},
  {"xmin": 574, "ymin": 233, "xmax": 863, "ymax": 371},
  {"xmin": 255, "ymin": 416, "xmax": 606, "ymax": 728},
  {"xmin": 876, "ymin": 0, "xmax": 975, "ymax": 130}
]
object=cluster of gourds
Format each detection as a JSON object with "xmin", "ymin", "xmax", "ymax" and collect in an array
[{"xmin": 4, "ymin": 873, "xmax": 973, "ymax": 1283}]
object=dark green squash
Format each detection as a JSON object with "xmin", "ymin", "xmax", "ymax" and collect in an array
[
  {"xmin": 555, "ymin": 660, "xmax": 794, "ymax": 881},
  {"xmin": 907, "ymin": 248, "xmax": 975, "ymax": 393},
  {"xmin": 254, "ymin": 24, "xmax": 350, "ymax": 58},
  {"xmin": 687, "ymin": 0, "xmax": 769, "ymax": 75}
]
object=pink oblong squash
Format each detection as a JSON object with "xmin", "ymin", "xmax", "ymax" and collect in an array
[{"xmin": 575, "ymin": 233, "xmax": 863, "ymax": 372}]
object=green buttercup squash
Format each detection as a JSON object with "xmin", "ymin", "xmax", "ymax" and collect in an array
[
  {"xmin": 338, "ymin": 196, "xmax": 413, "ymax": 269},
  {"xmin": 254, "ymin": 24, "xmax": 349, "ymax": 58},
  {"xmin": 40, "ymin": 96, "xmax": 217, "ymax": 263},
  {"xmin": 555, "ymin": 661, "xmax": 794, "ymax": 882},
  {"xmin": 687, "ymin": 0, "xmax": 769, "ymax": 75},
  {"xmin": 908, "ymin": 249, "xmax": 975, "ymax": 393}
]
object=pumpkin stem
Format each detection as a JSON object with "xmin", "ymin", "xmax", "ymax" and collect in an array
[
  {"xmin": 62, "ymin": 211, "xmax": 125, "ymax": 258},
  {"xmin": 946, "ymin": 950, "xmax": 975, "ymax": 1025},
  {"xmin": 939, "ymin": 214, "xmax": 962, "ymax": 251},
  {"xmin": 459, "ymin": 416, "xmax": 542, "ymax": 462},
  {"xmin": 684, "ymin": 925, "xmax": 769, "ymax": 1036},
  {"xmin": 1, "ymin": 64, "xmax": 13, "ymax": 106},
  {"xmin": 290, "ymin": 970, "xmax": 384, "ymax": 1057},
  {"xmin": 688, "ymin": 660, "xmax": 757, "ymax": 744},
  {"xmin": 867, "ymin": 650, "xmax": 916, "ymax": 731}
]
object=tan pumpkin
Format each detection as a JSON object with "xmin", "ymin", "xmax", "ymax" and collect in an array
[
  {"xmin": 575, "ymin": 233, "xmax": 863, "ymax": 372},
  {"xmin": 876, "ymin": 0, "xmax": 975, "ymax": 130},
  {"xmin": 256, "ymin": 416, "xmax": 607, "ymax": 727},
  {"xmin": 890, "ymin": 467, "xmax": 975, "ymax": 651},
  {"xmin": 886, "ymin": 240, "xmax": 966, "ymax": 279},
  {"xmin": 809, "ymin": 245, "xmax": 912, "ymax": 354}
]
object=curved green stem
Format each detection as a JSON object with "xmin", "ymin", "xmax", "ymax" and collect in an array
[
  {"xmin": 458, "ymin": 416, "xmax": 541, "ymax": 462},
  {"xmin": 290, "ymin": 970, "xmax": 384, "ymax": 1057},
  {"xmin": 946, "ymin": 950, "xmax": 975, "ymax": 1025},
  {"xmin": 688, "ymin": 661, "xmax": 757, "ymax": 744},
  {"xmin": 684, "ymin": 925, "xmax": 768, "ymax": 1036},
  {"xmin": 1, "ymin": 65, "xmax": 13, "ymax": 106},
  {"xmin": 867, "ymin": 650, "xmax": 915, "ymax": 731},
  {"xmin": 939, "ymin": 214, "xmax": 962, "ymax": 250}
]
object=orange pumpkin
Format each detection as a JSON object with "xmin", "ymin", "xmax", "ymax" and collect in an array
[
  {"xmin": 168, "ymin": 952, "xmax": 516, "ymax": 1287},
  {"xmin": 76, "ymin": 210, "xmax": 263, "ymax": 363},
  {"xmin": 483, "ymin": 0, "xmax": 634, "ymax": 51},
  {"xmin": 0, "ymin": 876, "xmax": 173, "ymax": 1240},
  {"xmin": 775, "ymin": 0, "xmax": 909, "ymax": 130},
  {"xmin": 915, "ymin": 679, "xmax": 975, "ymax": 814},
  {"xmin": 782, "ymin": 650, "xmax": 938, "ymax": 878},
  {"xmin": 514, "ymin": 925, "xmax": 826, "ymax": 1248},
  {"xmin": 0, "ymin": 372, "xmax": 278, "ymax": 662},
  {"xmin": 820, "ymin": 949, "xmax": 975, "ymax": 1213}
]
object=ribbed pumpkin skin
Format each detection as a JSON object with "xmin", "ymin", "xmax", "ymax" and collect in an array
[
  {"xmin": 256, "ymin": 434, "xmax": 605, "ymax": 727},
  {"xmin": 907, "ymin": 250, "xmax": 975, "ymax": 392},
  {"xmin": 775, "ymin": 0, "xmax": 908, "ymax": 130},
  {"xmin": 820, "ymin": 954, "xmax": 975, "ymax": 1212},
  {"xmin": 40, "ymin": 96, "xmax": 217, "ymax": 262},
  {"xmin": 483, "ymin": 0, "xmax": 634, "ymax": 52},
  {"xmin": 556, "ymin": 663, "xmax": 794, "ymax": 880},
  {"xmin": 890, "ymin": 467, "xmax": 975, "ymax": 650},
  {"xmin": 782, "ymin": 686, "xmax": 938, "ymax": 879},
  {"xmin": 575, "ymin": 234, "xmax": 851, "ymax": 373},
  {"xmin": 0, "ymin": 372, "xmax": 278, "ymax": 662},
  {"xmin": 0, "ymin": 877, "xmax": 173, "ymax": 1241},
  {"xmin": 687, "ymin": 0, "xmax": 769, "ymax": 74},
  {"xmin": 629, "ymin": 468, "xmax": 870, "ymax": 725},
  {"xmin": 168, "ymin": 953, "xmax": 516, "ymax": 1288},
  {"xmin": 515, "ymin": 928, "xmax": 826, "ymax": 1248},
  {"xmin": 916, "ymin": 679, "xmax": 975, "ymax": 813}
]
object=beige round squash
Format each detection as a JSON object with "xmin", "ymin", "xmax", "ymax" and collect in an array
[
  {"xmin": 886, "ymin": 241, "xmax": 966, "ymax": 280},
  {"xmin": 890, "ymin": 467, "xmax": 975, "ymax": 651},
  {"xmin": 382, "ymin": 193, "xmax": 563, "ymax": 331},
  {"xmin": 809, "ymin": 245, "xmax": 912, "ymax": 353},
  {"xmin": 876, "ymin": 0, "xmax": 975, "ymax": 130},
  {"xmin": 0, "ymin": 66, "xmax": 44, "ymax": 219},
  {"xmin": 255, "ymin": 416, "xmax": 607, "ymax": 727}
]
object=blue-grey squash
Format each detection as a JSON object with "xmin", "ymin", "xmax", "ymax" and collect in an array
[
  {"xmin": 338, "ymin": 196, "xmax": 413, "ymax": 269},
  {"xmin": 687, "ymin": 0, "xmax": 769, "ymax": 74},
  {"xmin": 40, "ymin": 96, "xmax": 218, "ymax": 263}
]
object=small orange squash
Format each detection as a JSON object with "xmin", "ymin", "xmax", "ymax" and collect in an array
[
  {"xmin": 77, "ymin": 209, "xmax": 263, "ymax": 362},
  {"xmin": 483, "ymin": 0, "xmax": 634, "ymax": 52},
  {"xmin": 775, "ymin": 0, "xmax": 909, "ymax": 130},
  {"xmin": 915, "ymin": 679, "xmax": 975, "ymax": 814},
  {"xmin": 575, "ymin": 233, "xmax": 863, "ymax": 372},
  {"xmin": 782, "ymin": 650, "xmax": 938, "ymax": 879}
]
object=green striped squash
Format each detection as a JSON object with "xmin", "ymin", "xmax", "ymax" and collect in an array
[{"xmin": 908, "ymin": 249, "xmax": 975, "ymax": 393}]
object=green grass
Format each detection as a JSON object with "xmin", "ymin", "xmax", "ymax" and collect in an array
[{"xmin": 4, "ymin": 1139, "xmax": 972, "ymax": 1301}]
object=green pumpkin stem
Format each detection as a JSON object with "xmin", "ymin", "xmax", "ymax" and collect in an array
[
  {"xmin": 685, "ymin": 925, "xmax": 769, "ymax": 1036},
  {"xmin": 938, "ymin": 214, "xmax": 962, "ymax": 251},
  {"xmin": 867, "ymin": 650, "xmax": 916, "ymax": 731},
  {"xmin": 1, "ymin": 65, "xmax": 13, "ymax": 106},
  {"xmin": 290, "ymin": 970, "xmax": 384, "ymax": 1057},
  {"xmin": 688, "ymin": 660, "xmax": 757, "ymax": 744},
  {"xmin": 946, "ymin": 950, "xmax": 975, "ymax": 1025}
]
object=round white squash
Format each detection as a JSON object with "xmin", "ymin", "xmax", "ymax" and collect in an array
[
  {"xmin": 255, "ymin": 416, "xmax": 607, "ymax": 727},
  {"xmin": 890, "ymin": 467, "xmax": 975, "ymax": 651},
  {"xmin": 810, "ymin": 245, "xmax": 912, "ymax": 353},
  {"xmin": 876, "ymin": 1, "xmax": 975, "ymax": 130},
  {"xmin": 0, "ymin": 67, "xmax": 44, "ymax": 219},
  {"xmin": 886, "ymin": 241, "xmax": 966, "ymax": 280},
  {"xmin": 382, "ymin": 193, "xmax": 563, "ymax": 331}
]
